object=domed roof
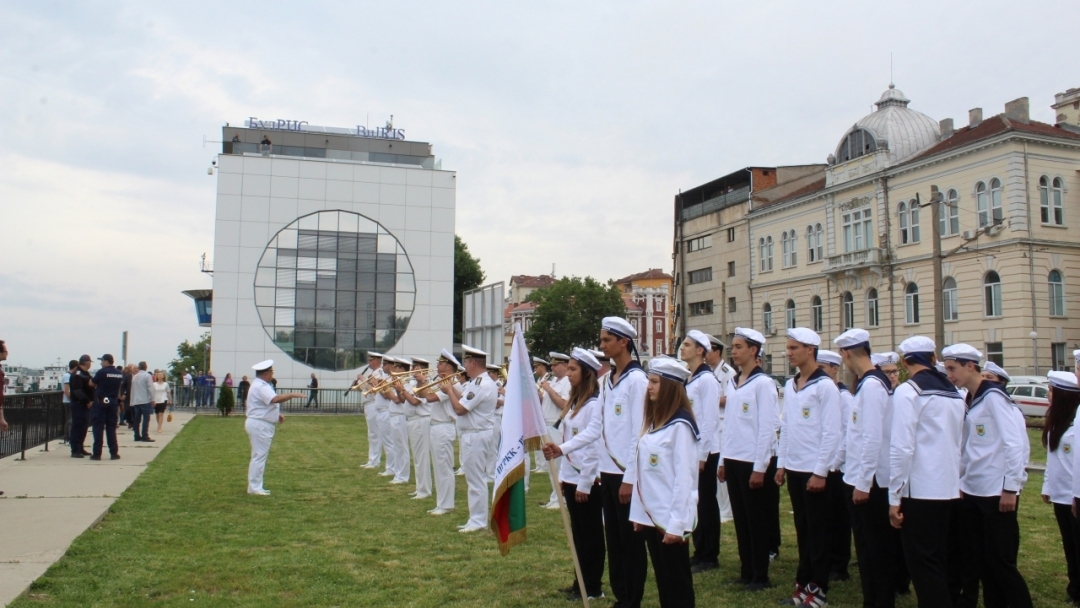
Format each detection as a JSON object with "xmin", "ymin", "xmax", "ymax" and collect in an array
[{"xmin": 835, "ymin": 85, "xmax": 940, "ymax": 165}]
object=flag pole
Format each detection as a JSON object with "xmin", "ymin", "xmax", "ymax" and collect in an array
[{"xmin": 544, "ymin": 432, "xmax": 590, "ymax": 608}]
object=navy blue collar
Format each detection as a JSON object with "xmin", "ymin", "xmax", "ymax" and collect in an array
[
  {"xmin": 968, "ymin": 380, "xmax": 1012, "ymax": 410},
  {"xmin": 855, "ymin": 369, "xmax": 894, "ymax": 395},
  {"xmin": 907, "ymin": 368, "xmax": 961, "ymax": 398},
  {"xmin": 608, "ymin": 360, "xmax": 644, "ymax": 389},
  {"xmin": 654, "ymin": 407, "xmax": 700, "ymax": 439},
  {"xmin": 735, "ymin": 366, "xmax": 766, "ymax": 384},
  {"xmin": 687, "ymin": 363, "xmax": 716, "ymax": 385},
  {"xmin": 837, "ymin": 382, "xmax": 849, "ymax": 393},
  {"xmin": 792, "ymin": 367, "xmax": 830, "ymax": 392}
]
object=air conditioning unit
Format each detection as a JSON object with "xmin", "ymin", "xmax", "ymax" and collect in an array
[
  {"xmin": 962, "ymin": 230, "xmax": 977, "ymax": 240},
  {"xmin": 987, "ymin": 224, "xmax": 1003, "ymax": 236}
]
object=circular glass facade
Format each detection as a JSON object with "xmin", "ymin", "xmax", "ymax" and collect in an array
[{"xmin": 254, "ymin": 210, "xmax": 415, "ymax": 371}]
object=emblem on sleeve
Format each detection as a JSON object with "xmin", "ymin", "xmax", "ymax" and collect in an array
[
  {"xmin": 852, "ymin": 412, "xmax": 858, "ymax": 423},
  {"xmin": 466, "ymin": 392, "xmax": 475, "ymax": 400},
  {"xmin": 649, "ymin": 453, "xmax": 659, "ymax": 467}
]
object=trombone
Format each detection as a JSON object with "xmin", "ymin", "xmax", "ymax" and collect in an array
[{"xmin": 413, "ymin": 371, "xmax": 466, "ymax": 394}]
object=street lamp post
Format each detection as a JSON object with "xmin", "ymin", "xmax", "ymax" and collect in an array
[{"xmin": 1030, "ymin": 331, "xmax": 1039, "ymax": 375}]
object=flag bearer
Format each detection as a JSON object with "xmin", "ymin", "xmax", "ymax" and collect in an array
[{"xmin": 680, "ymin": 330, "xmax": 721, "ymax": 574}]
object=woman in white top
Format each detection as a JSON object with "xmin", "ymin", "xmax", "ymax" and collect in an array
[
  {"xmin": 630, "ymin": 356, "xmax": 699, "ymax": 608},
  {"xmin": 557, "ymin": 348, "xmax": 605, "ymax": 602},
  {"xmin": 152, "ymin": 372, "xmax": 171, "ymax": 434},
  {"xmin": 1043, "ymin": 373, "xmax": 1080, "ymax": 603}
]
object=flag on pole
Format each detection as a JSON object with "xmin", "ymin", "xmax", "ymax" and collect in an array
[{"xmin": 490, "ymin": 323, "xmax": 549, "ymax": 555}]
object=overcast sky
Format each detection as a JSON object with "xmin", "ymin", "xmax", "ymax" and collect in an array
[{"xmin": 1, "ymin": 0, "xmax": 1074, "ymax": 368}]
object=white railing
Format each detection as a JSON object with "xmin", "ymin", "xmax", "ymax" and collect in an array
[{"xmin": 824, "ymin": 248, "xmax": 884, "ymax": 272}]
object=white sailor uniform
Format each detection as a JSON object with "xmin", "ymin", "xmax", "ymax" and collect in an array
[
  {"xmin": 429, "ymin": 381, "xmax": 459, "ymax": 513},
  {"xmin": 458, "ymin": 374, "xmax": 497, "ymax": 530},
  {"xmin": 245, "ymin": 377, "xmax": 279, "ymax": 494},
  {"xmin": 405, "ymin": 377, "xmax": 433, "ymax": 498}
]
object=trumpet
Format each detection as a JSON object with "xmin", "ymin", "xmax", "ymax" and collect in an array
[
  {"xmin": 537, "ymin": 372, "xmax": 552, "ymax": 392},
  {"xmin": 413, "ymin": 371, "xmax": 466, "ymax": 394},
  {"xmin": 361, "ymin": 370, "xmax": 414, "ymax": 396}
]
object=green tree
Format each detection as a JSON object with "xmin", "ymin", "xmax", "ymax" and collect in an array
[
  {"xmin": 453, "ymin": 235, "xmax": 486, "ymax": 343},
  {"xmin": 217, "ymin": 384, "xmax": 235, "ymax": 416},
  {"xmin": 523, "ymin": 277, "xmax": 627, "ymax": 356},
  {"xmin": 169, "ymin": 332, "xmax": 211, "ymax": 382}
]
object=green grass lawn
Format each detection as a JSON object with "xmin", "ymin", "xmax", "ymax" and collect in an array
[{"xmin": 12, "ymin": 417, "xmax": 1076, "ymax": 607}]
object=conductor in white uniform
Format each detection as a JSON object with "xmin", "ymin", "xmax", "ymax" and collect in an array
[{"xmin": 245, "ymin": 360, "xmax": 305, "ymax": 495}]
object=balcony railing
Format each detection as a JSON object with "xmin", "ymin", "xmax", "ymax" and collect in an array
[
  {"xmin": 824, "ymin": 248, "xmax": 885, "ymax": 273},
  {"xmin": 681, "ymin": 186, "xmax": 751, "ymax": 221}
]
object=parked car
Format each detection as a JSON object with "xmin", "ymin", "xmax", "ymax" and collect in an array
[
  {"xmin": 1009, "ymin": 375, "xmax": 1047, "ymax": 386},
  {"xmin": 1005, "ymin": 383, "xmax": 1049, "ymax": 417}
]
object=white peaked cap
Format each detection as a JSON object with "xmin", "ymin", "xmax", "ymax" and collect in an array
[
  {"xmin": 941, "ymin": 344, "xmax": 983, "ymax": 363},
  {"xmin": 787, "ymin": 327, "xmax": 821, "ymax": 346},
  {"xmin": 462, "ymin": 345, "xmax": 488, "ymax": 358},
  {"xmin": 367, "ymin": 351, "xmax": 384, "ymax": 359},
  {"xmin": 549, "ymin": 351, "xmax": 571, "ymax": 362},
  {"xmin": 706, "ymin": 334, "xmax": 727, "ymax": 350},
  {"xmin": 834, "ymin": 328, "xmax": 870, "ymax": 349},
  {"xmin": 532, "ymin": 356, "xmax": 550, "ymax": 366},
  {"xmin": 817, "ymin": 350, "xmax": 842, "ymax": 366},
  {"xmin": 734, "ymin": 327, "xmax": 766, "ymax": 346},
  {"xmin": 1048, "ymin": 370, "xmax": 1080, "ymax": 391},
  {"xmin": 648, "ymin": 356, "xmax": 692, "ymax": 383},
  {"xmin": 686, "ymin": 329, "xmax": 711, "ymax": 352},
  {"xmin": 252, "ymin": 359, "xmax": 274, "ymax": 372},
  {"xmin": 589, "ymin": 348, "xmax": 608, "ymax": 361},
  {"xmin": 602, "ymin": 317, "xmax": 637, "ymax": 340},
  {"xmin": 899, "ymin": 336, "xmax": 935, "ymax": 355},
  {"xmin": 982, "ymin": 361, "xmax": 1010, "ymax": 382},
  {"xmin": 572, "ymin": 347, "xmax": 602, "ymax": 371},
  {"xmin": 1073, "ymin": 349, "xmax": 1080, "ymax": 363},
  {"xmin": 439, "ymin": 348, "xmax": 462, "ymax": 369}
]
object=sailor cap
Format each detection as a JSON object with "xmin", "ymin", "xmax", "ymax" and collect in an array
[
  {"xmin": 941, "ymin": 343, "xmax": 983, "ymax": 364},
  {"xmin": 686, "ymin": 329, "xmax": 711, "ymax": 352},
  {"xmin": 1048, "ymin": 370, "xmax": 1080, "ymax": 391},
  {"xmin": 532, "ymin": 356, "xmax": 550, "ymax": 366},
  {"xmin": 1074, "ymin": 349, "xmax": 1080, "ymax": 363},
  {"xmin": 816, "ymin": 350, "xmax": 842, "ymax": 366},
  {"xmin": 572, "ymin": 347, "xmax": 602, "ymax": 372},
  {"xmin": 549, "ymin": 352, "xmax": 571, "ymax": 362},
  {"xmin": 602, "ymin": 317, "xmax": 637, "ymax": 340},
  {"xmin": 462, "ymin": 345, "xmax": 488, "ymax": 358},
  {"xmin": 734, "ymin": 327, "xmax": 766, "ymax": 347},
  {"xmin": 786, "ymin": 327, "xmax": 821, "ymax": 347},
  {"xmin": 252, "ymin": 359, "xmax": 274, "ymax": 372},
  {"xmin": 648, "ymin": 356, "xmax": 692, "ymax": 383},
  {"xmin": 706, "ymin": 334, "xmax": 727, "ymax": 350},
  {"xmin": 834, "ymin": 328, "xmax": 870, "ymax": 350},
  {"xmin": 438, "ymin": 348, "xmax": 462, "ymax": 370},
  {"xmin": 899, "ymin": 336, "xmax": 935, "ymax": 355},
  {"xmin": 982, "ymin": 361, "xmax": 1010, "ymax": 382}
]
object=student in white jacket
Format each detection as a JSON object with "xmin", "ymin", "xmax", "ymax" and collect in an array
[
  {"xmin": 816, "ymin": 349, "xmax": 855, "ymax": 583},
  {"xmin": 1043, "ymin": 371, "xmax": 1080, "ymax": 604},
  {"xmin": 630, "ymin": 356, "xmax": 699, "ymax": 608},
  {"xmin": 943, "ymin": 344, "xmax": 1032, "ymax": 608},
  {"xmin": 680, "ymin": 329, "xmax": 722, "ymax": 574}
]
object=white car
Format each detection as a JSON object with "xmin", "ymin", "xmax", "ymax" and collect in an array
[
  {"xmin": 1005, "ymin": 383, "xmax": 1049, "ymax": 417},
  {"xmin": 1009, "ymin": 375, "xmax": 1047, "ymax": 386}
]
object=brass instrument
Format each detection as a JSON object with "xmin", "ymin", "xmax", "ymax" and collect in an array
[
  {"xmin": 536, "ymin": 372, "xmax": 552, "ymax": 392},
  {"xmin": 498, "ymin": 365, "xmax": 508, "ymax": 384},
  {"xmin": 361, "ymin": 370, "xmax": 415, "ymax": 396},
  {"xmin": 413, "ymin": 371, "xmax": 466, "ymax": 394}
]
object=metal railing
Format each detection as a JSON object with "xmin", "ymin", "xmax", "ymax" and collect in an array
[
  {"xmin": 681, "ymin": 186, "xmax": 751, "ymax": 221},
  {"xmin": 0, "ymin": 391, "xmax": 68, "ymax": 460},
  {"xmin": 170, "ymin": 386, "xmax": 367, "ymax": 415}
]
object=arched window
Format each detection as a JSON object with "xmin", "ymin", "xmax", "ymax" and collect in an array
[
  {"xmin": 867, "ymin": 288, "xmax": 879, "ymax": 327},
  {"xmin": 789, "ymin": 230, "xmax": 797, "ymax": 266},
  {"xmin": 842, "ymin": 292, "xmax": 855, "ymax": 330},
  {"xmin": 837, "ymin": 128, "xmax": 878, "ymax": 162},
  {"xmin": 781, "ymin": 232, "xmax": 791, "ymax": 267},
  {"xmin": 1041, "ymin": 176, "xmax": 1066, "ymax": 226},
  {"xmin": 940, "ymin": 189, "xmax": 960, "ymax": 236},
  {"xmin": 759, "ymin": 238, "xmax": 767, "ymax": 272},
  {"xmin": 1049, "ymin": 270, "xmax": 1065, "ymax": 316},
  {"xmin": 943, "ymin": 277, "xmax": 958, "ymax": 321},
  {"xmin": 898, "ymin": 201, "xmax": 910, "ymax": 244},
  {"xmin": 976, "ymin": 181, "xmax": 989, "ymax": 227},
  {"xmin": 905, "ymin": 283, "xmax": 920, "ymax": 324},
  {"xmin": 811, "ymin": 296, "xmax": 823, "ymax": 332},
  {"xmin": 909, "ymin": 201, "xmax": 920, "ymax": 242},
  {"xmin": 814, "ymin": 224, "xmax": 823, "ymax": 261},
  {"xmin": 763, "ymin": 303, "xmax": 773, "ymax": 333},
  {"xmin": 984, "ymin": 271, "xmax": 1002, "ymax": 317},
  {"xmin": 786, "ymin": 299, "xmax": 797, "ymax": 329},
  {"xmin": 989, "ymin": 178, "xmax": 1003, "ymax": 224},
  {"xmin": 766, "ymin": 236, "xmax": 774, "ymax": 271},
  {"xmin": 807, "ymin": 225, "xmax": 816, "ymax": 262}
]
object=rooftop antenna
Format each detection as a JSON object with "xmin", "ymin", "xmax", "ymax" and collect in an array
[{"xmin": 890, "ymin": 52, "xmax": 894, "ymax": 87}]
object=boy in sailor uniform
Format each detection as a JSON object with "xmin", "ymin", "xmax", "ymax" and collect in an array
[
  {"xmin": 775, "ymin": 329, "xmax": 842, "ymax": 607},
  {"xmin": 888, "ymin": 337, "xmax": 965, "ymax": 607},
  {"xmin": 680, "ymin": 330, "xmax": 722, "ymax": 574},
  {"xmin": 817, "ymin": 349, "xmax": 854, "ymax": 584},
  {"xmin": 943, "ymin": 345, "xmax": 1032, "ymax": 608},
  {"xmin": 705, "ymin": 334, "xmax": 736, "ymax": 525},
  {"xmin": 630, "ymin": 356, "xmax": 699, "ymax": 608}
]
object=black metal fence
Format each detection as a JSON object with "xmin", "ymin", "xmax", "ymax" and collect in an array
[
  {"xmin": 0, "ymin": 391, "xmax": 68, "ymax": 460},
  {"xmin": 170, "ymin": 386, "xmax": 366, "ymax": 415}
]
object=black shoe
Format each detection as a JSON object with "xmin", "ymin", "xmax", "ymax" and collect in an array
[
  {"xmin": 557, "ymin": 586, "xmax": 577, "ymax": 595},
  {"xmin": 829, "ymin": 570, "xmax": 850, "ymax": 582},
  {"xmin": 142, "ymin": 437, "xmax": 155, "ymax": 442},
  {"xmin": 89, "ymin": 455, "xmax": 102, "ymax": 461},
  {"xmin": 110, "ymin": 454, "xmax": 121, "ymax": 460},
  {"xmin": 70, "ymin": 453, "xmax": 85, "ymax": 458},
  {"xmin": 691, "ymin": 561, "xmax": 719, "ymax": 574},
  {"xmin": 745, "ymin": 581, "xmax": 773, "ymax": 592},
  {"xmin": 689, "ymin": 556, "xmax": 702, "ymax": 567}
]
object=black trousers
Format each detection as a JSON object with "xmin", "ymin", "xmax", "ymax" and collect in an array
[
  {"xmin": 90, "ymin": 402, "xmax": 119, "ymax": 457},
  {"xmin": 692, "ymin": 452, "xmax": 721, "ymax": 564},
  {"xmin": 642, "ymin": 526, "xmax": 695, "ymax": 608},
  {"xmin": 787, "ymin": 470, "xmax": 832, "ymax": 593},
  {"xmin": 69, "ymin": 402, "xmax": 89, "ymax": 454},
  {"xmin": 562, "ymin": 482, "xmax": 606, "ymax": 597},
  {"xmin": 847, "ymin": 482, "xmax": 895, "ymax": 608},
  {"xmin": 724, "ymin": 457, "xmax": 777, "ymax": 584},
  {"xmin": 600, "ymin": 472, "xmax": 647, "ymax": 607},
  {"xmin": 899, "ymin": 498, "xmax": 955, "ymax": 608},
  {"xmin": 957, "ymin": 493, "xmax": 1032, "ymax": 608},
  {"xmin": 827, "ymin": 470, "xmax": 851, "ymax": 577},
  {"xmin": 1054, "ymin": 502, "xmax": 1080, "ymax": 602}
]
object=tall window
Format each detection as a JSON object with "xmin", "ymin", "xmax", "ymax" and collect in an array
[
  {"xmin": 688, "ymin": 268, "xmax": 712, "ymax": 284},
  {"xmin": 781, "ymin": 232, "xmax": 791, "ymax": 267},
  {"xmin": 786, "ymin": 299, "xmax": 796, "ymax": 329},
  {"xmin": 1049, "ymin": 270, "xmax": 1065, "ymax": 316},
  {"xmin": 984, "ymin": 271, "xmax": 1002, "ymax": 317},
  {"xmin": 985, "ymin": 342, "xmax": 1003, "ymax": 366},
  {"xmin": 842, "ymin": 208, "xmax": 873, "ymax": 252},
  {"xmin": 910, "ymin": 201, "xmax": 920, "ymax": 242},
  {"xmin": 728, "ymin": 297, "xmax": 737, "ymax": 313},
  {"xmin": 976, "ymin": 182, "xmax": 990, "ymax": 227},
  {"xmin": 763, "ymin": 303, "xmax": 773, "ymax": 333},
  {"xmin": 940, "ymin": 189, "xmax": 960, "ymax": 236},
  {"xmin": 899, "ymin": 201, "xmax": 910, "ymax": 244},
  {"xmin": 989, "ymin": 178, "xmax": 1003, "ymax": 224},
  {"xmin": 814, "ymin": 224, "xmax": 823, "ymax": 261},
  {"xmin": 905, "ymin": 283, "xmax": 920, "ymax": 324},
  {"xmin": 842, "ymin": 292, "xmax": 854, "ymax": 330},
  {"xmin": 759, "ymin": 238, "xmax": 766, "ymax": 272},
  {"xmin": 1053, "ymin": 343, "xmax": 1068, "ymax": 371},
  {"xmin": 811, "ymin": 296, "xmax": 823, "ymax": 332},
  {"xmin": 1041, "ymin": 176, "xmax": 1065, "ymax": 225},
  {"xmin": 867, "ymin": 288, "xmax": 879, "ymax": 327},
  {"xmin": 807, "ymin": 225, "xmax": 816, "ymax": 262},
  {"xmin": 789, "ymin": 230, "xmax": 797, "ymax": 266},
  {"xmin": 728, "ymin": 261, "xmax": 736, "ymax": 277},
  {"xmin": 943, "ymin": 277, "xmax": 958, "ymax": 321},
  {"xmin": 727, "ymin": 227, "xmax": 736, "ymax": 242},
  {"xmin": 766, "ymin": 236, "xmax": 774, "ymax": 270},
  {"xmin": 759, "ymin": 237, "xmax": 774, "ymax": 272}
]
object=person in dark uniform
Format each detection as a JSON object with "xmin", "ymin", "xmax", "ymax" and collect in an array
[
  {"xmin": 306, "ymin": 373, "xmax": 319, "ymax": 408},
  {"xmin": 68, "ymin": 356, "xmax": 95, "ymax": 457},
  {"xmin": 91, "ymin": 354, "xmax": 125, "ymax": 460},
  {"xmin": 238, "ymin": 375, "xmax": 251, "ymax": 410}
]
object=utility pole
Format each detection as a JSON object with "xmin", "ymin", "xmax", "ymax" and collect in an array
[{"xmin": 927, "ymin": 186, "xmax": 945, "ymax": 355}]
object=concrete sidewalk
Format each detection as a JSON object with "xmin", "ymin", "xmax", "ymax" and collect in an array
[{"xmin": 0, "ymin": 412, "xmax": 195, "ymax": 607}]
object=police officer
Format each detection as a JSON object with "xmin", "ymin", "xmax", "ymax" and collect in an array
[
  {"xmin": 90, "ymin": 354, "xmax": 125, "ymax": 460},
  {"xmin": 680, "ymin": 330, "xmax": 721, "ymax": 574},
  {"xmin": 68, "ymin": 355, "xmax": 94, "ymax": 458},
  {"xmin": 444, "ymin": 345, "xmax": 498, "ymax": 533}
]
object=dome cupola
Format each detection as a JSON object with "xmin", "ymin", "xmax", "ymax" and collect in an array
[{"xmin": 833, "ymin": 84, "xmax": 940, "ymax": 166}]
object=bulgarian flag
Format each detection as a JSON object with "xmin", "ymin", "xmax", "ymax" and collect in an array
[{"xmin": 490, "ymin": 323, "xmax": 548, "ymax": 555}]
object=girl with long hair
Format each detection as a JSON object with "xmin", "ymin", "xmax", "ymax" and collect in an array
[
  {"xmin": 1042, "ymin": 371, "xmax": 1080, "ymax": 604},
  {"xmin": 152, "ymin": 371, "xmax": 171, "ymax": 434},
  {"xmin": 556, "ymin": 348, "xmax": 605, "ymax": 602},
  {"xmin": 630, "ymin": 356, "xmax": 699, "ymax": 608}
]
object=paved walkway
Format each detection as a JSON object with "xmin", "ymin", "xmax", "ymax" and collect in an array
[{"xmin": 0, "ymin": 412, "xmax": 195, "ymax": 607}]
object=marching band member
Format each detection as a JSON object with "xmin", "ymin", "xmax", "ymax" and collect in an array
[
  {"xmin": 533, "ymin": 356, "xmax": 553, "ymax": 474},
  {"xmin": 421, "ymin": 350, "xmax": 463, "ymax": 515},
  {"xmin": 558, "ymin": 348, "xmax": 605, "ymax": 602},
  {"xmin": 541, "ymin": 352, "xmax": 572, "ymax": 509},
  {"xmin": 888, "ymin": 336, "xmax": 964, "ymax": 607},
  {"xmin": 590, "ymin": 349, "xmax": 611, "ymax": 403},
  {"xmin": 444, "ymin": 345, "xmax": 497, "ymax": 533},
  {"xmin": 943, "ymin": 344, "xmax": 1032, "ymax": 607},
  {"xmin": 816, "ymin": 349, "xmax": 853, "ymax": 583},
  {"xmin": 543, "ymin": 316, "xmax": 648, "ymax": 608},
  {"xmin": 357, "ymin": 352, "xmax": 384, "ymax": 469},
  {"xmin": 835, "ymin": 329, "xmax": 896, "ymax": 608},
  {"xmin": 718, "ymin": 327, "xmax": 780, "ymax": 591},
  {"xmin": 368, "ymin": 354, "xmax": 396, "ymax": 478},
  {"xmin": 400, "ymin": 357, "xmax": 433, "ymax": 500},
  {"xmin": 706, "ymin": 334, "xmax": 736, "ymax": 526},
  {"xmin": 1044, "ymin": 371, "xmax": 1080, "ymax": 603},
  {"xmin": 486, "ymin": 363, "xmax": 506, "ymax": 482},
  {"xmin": 244, "ymin": 360, "xmax": 305, "ymax": 495},
  {"xmin": 630, "ymin": 356, "xmax": 699, "ymax": 608},
  {"xmin": 385, "ymin": 357, "xmax": 412, "ymax": 485},
  {"xmin": 680, "ymin": 330, "xmax": 721, "ymax": 574},
  {"xmin": 775, "ymin": 328, "xmax": 841, "ymax": 608}
]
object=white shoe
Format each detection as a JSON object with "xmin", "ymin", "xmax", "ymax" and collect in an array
[
  {"xmin": 390, "ymin": 479, "xmax": 409, "ymax": 485},
  {"xmin": 248, "ymin": 489, "xmax": 271, "ymax": 496},
  {"xmin": 429, "ymin": 508, "xmax": 452, "ymax": 515},
  {"xmin": 456, "ymin": 522, "xmax": 469, "ymax": 529},
  {"xmin": 543, "ymin": 500, "xmax": 560, "ymax": 510},
  {"xmin": 412, "ymin": 494, "xmax": 431, "ymax": 500},
  {"xmin": 455, "ymin": 469, "xmax": 464, "ymax": 476},
  {"xmin": 408, "ymin": 491, "xmax": 418, "ymax": 497},
  {"xmin": 532, "ymin": 467, "xmax": 545, "ymax": 473},
  {"xmin": 361, "ymin": 464, "xmax": 376, "ymax": 469},
  {"xmin": 459, "ymin": 524, "xmax": 485, "ymax": 533},
  {"xmin": 378, "ymin": 471, "xmax": 393, "ymax": 477}
]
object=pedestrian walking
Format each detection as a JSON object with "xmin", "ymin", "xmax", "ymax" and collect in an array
[
  {"xmin": 130, "ymin": 362, "xmax": 156, "ymax": 442},
  {"xmin": 306, "ymin": 373, "xmax": 319, "ymax": 408},
  {"xmin": 153, "ymin": 371, "xmax": 171, "ymax": 434}
]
